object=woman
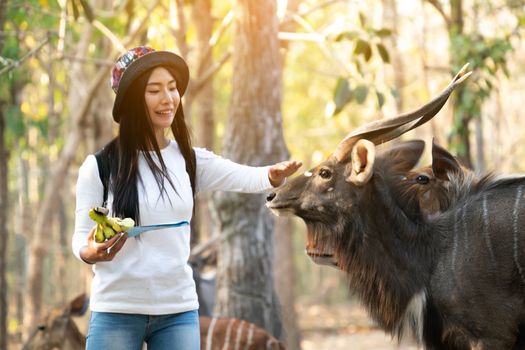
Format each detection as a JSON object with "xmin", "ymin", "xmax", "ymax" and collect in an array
[{"xmin": 72, "ymin": 46, "xmax": 301, "ymax": 350}]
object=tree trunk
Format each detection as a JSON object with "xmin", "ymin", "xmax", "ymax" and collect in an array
[
  {"xmin": 0, "ymin": 97, "xmax": 8, "ymax": 350},
  {"xmin": 449, "ymin": 0, "xmax": 472, "ymax": 168},
  {"xmin": 474, "ymin": 113, "xmax": 485, "ymax": 173},
  {"xmin": 22, "ymin": 21, "xmax": 93, "ymax": 339},
  {"xmin": 191, "ymin": 0, "xmax": 215, "ymax": 248},
  {"xmin": 273, "ymin": 1, "xmax": 303, "ymax": 348},
  {"xmin": 214, "ymin": 0, "xmax": 288, "ymax": 338},
  {"xmin": 89, "ymin": 38, "xmax": 115, "ymax": 151},
  {"xmin": 0, "ymin": 3, "xmax": 9, "ymax": 346},
  {"xmin": 274, "ymin": 217, "xmax": 301, "ymax": 349},
  {"xmin": 192, "ymin": 0, "xmax": 214, "ymax": 150},
  {"xmin": 14, "ymin": 155, "xmax": 30, "ymax": 344}
]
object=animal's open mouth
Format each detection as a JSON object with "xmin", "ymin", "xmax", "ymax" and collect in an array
[
  {"xmin": 265, "ymin": 203, "xmax": 296, "ymax": 216},
  {"xmin": 306, "ymin": 250, "xmax": 338, "ymax": 267}
]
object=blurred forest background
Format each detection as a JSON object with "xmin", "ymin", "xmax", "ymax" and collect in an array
[{"xmin": 2, "ymin": 0, "xmax": 525, "ymax": 349}]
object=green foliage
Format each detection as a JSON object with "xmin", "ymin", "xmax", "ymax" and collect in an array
[
  {"xmin": 1, "ymin": 3, "xmax": 32, "ymax": 150},
  {"xmin": 354, "ymin": 85, "xmax": 369, "ymax": 104},
  {"xmin": 1, "ymin": 0, "xmax": 63, "ymax": 148},
  {"xmin": 328, "ymin": 11, "xmax": 392, "ymax": 116},
  {"xmin": 332, "ymin": 78, "xmax": 352, "ymax": 116},
  {"xmin": 334, "ymin": 10, "xmax": 391, "ymax": 65},
  {"xmin": 353, "ymin": 38, "xmax": 372, "ymax": 61},
  {"xmin": 376, "ymin": 91, "xmax": 385, "ymax": 108},
  {"xmin": 67, "ymin": 0, "xmax": 97, "ymax": 22},
  {"xmin": 376, "ymin": 43, "xmax": 390, "ymax": 63},
  {"xmin": 5, "ymin": 106, "xmax": 25, "ymax": 146},
  {"xmin": 449, "ymin": 32, "xmax": 514, "ymax": 156}
]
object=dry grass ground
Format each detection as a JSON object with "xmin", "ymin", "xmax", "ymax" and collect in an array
[{"xmin": 297, "ymin": 300, "xmax": 421, "ymax": 350}]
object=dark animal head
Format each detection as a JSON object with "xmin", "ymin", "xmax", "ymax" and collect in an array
[
  {"xmin": 394, "ymin": 138, "xmax": 465, "ymax": 219},
  {"xmin": 267, "ymin": 67, "xmax": 471, "ymax": 268}
]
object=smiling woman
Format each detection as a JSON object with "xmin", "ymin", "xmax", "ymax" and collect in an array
[
  {"xmin": 144, "ymin": 67, "xmax": 180, "ymax": 142},
  {"xmin": 71, "ymin": 46, "xmax": 302, "ymax": 350}
]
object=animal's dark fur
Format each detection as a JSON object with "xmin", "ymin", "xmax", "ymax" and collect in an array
[{"xmin": 268, "ymin": 140, "xmax": 525, "ymax": 349}]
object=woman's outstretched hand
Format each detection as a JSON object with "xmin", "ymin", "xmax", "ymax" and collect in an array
[{"xmin": 268, "ymin": 160, "xmax": 302, "ymax": 187}]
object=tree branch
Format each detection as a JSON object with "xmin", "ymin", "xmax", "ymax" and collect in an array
[
  {"xmin": 92, "ymin": 19, "xmax": 126, "ymax": 52},
  {"xmin": 56, "ymin": 0, "xmax": 66, "ymax": 53},
  {"xmin": 60, "ymin": 54, "xmax": 114, "ymax": 66},
  {"xmin": 280, "ymin": 0, "xmax": 345, "ymax": 27},
  {"xmin": 278, "ymin": 31, "xmax": 324, "ymax": 42},
  {"xmin": 295, "ymin": 0, "xmax": 344, "ymax": 18},
  {"xmin": 190, "ymin": 50, "xmax": 232, "ymax": 97},
  {"xmin": 424, "ymin": 0, "xmax": 451, "ymax": 28},
  {"xmin": 165, "ymin": 0, "xmax": 190, "ymax": 58},
  {"xmin": 0, "ymin": 33, "xmax": 52, "ymax": 76},
  {"xmin": 196, "ymin": 9, "xmax": 234, "ymax": 74},
  {"xmin": 186, "ymin": 10, "xmax": 234, "ymax": 100},
  {"xmin": 289, "ymin": 13, "xmax": 351, "ymax": 76}
]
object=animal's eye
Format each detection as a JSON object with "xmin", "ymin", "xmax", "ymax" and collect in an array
[
  {"xmin": 416, "ymin": 175, "xmax": 430, "ymax": 184},
  {"xmin": 319, "ymin": 168, "xmax": 332, "ymax": 179}
]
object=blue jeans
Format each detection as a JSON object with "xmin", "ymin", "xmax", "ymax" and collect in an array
[{"xmin": 86, "ymin": 310, "xmax": 200, "ymax": 350}]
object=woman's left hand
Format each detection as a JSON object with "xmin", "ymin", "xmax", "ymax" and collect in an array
[{"xmin": 268, "ymin": 160, "xmax": 302, "ymax": 187}]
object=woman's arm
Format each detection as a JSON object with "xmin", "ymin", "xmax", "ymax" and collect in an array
[{"xmin": 195, "ymin": 148, "xmax": 301, "ymax": 193}]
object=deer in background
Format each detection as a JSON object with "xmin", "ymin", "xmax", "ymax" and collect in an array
[
  {"xmin": 266, "ymin": 66, "xmax": 525, "ymax": 349},
  {"xmin": 200, "ymin": 316, "xmax": 284, "ymax": 350},
  {"xmin": 23, "ymin": 290, "xmax": 283, "ymax": 350},
  {"xmin": 191, "ymin": 249, "xmax": 285, "ymax": 349},
  {"xmin": 22, "ymin": 294, "xmax": 88, "ymax": 350}
]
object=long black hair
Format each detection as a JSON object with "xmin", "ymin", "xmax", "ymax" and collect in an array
[{"xmin": 102, "ymin": 66, "xmax": 196, "ymax": 225}]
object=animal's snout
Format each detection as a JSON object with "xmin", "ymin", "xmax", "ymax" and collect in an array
[{"xmin": 266, "ymin": 192, "xmax": 276, "ymax": 202}]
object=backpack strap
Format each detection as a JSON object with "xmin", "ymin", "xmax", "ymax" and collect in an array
[
  {"xmin": 187, "ymin": 148, "xmax": 196, "ymax": 198},
  {"xmin": 94, "ymin": 148, "xmax": 110, "ymax": 207},
  {"xmin": 94, "ymin": 146, "xmax": 196, "ymax": 208}
]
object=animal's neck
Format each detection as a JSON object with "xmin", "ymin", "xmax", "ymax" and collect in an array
[
  {"xmin": 63, "ymin": 320, "xmax": 86, "ymax": 349},
  {"xmin": 339, "ymin": 179, "xmax": 435, "ymax": 334}
]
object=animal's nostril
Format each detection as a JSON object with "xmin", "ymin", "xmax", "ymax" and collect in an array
[{"xmin": 266, "ymin": 192, "xmax": 276, "ymax": 202}]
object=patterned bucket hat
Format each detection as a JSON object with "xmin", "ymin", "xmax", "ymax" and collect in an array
[{"xmin": 110, "ymin": 46, "xmax": 189, "ymax": 123}]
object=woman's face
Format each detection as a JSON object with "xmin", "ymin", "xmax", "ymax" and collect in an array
[{"xmin": 144, "ymin": 67, "xmax": 180, "ymax": 134}]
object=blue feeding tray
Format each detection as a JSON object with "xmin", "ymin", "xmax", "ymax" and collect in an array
[{"xmin": 126, "ymin": 221, "xmax": 190, "ymax": 238}]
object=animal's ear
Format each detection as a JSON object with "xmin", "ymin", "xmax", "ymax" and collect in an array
[
  {"xmin": 347, "ymin": 139, "xmax": 375, "ymax": 186},
  {"xmin": 69, "ymin": 293, "xmax": 89, "ymax": 316},
  {"xmin": 431, "ymin": 138, "xmax": 461, "ymax": 181},
  {"xmin": 379, "ymin": 140, "xmax": 425, "ymax": 173}
]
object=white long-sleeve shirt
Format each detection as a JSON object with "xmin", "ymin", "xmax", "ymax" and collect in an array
[{"xmin": 72, "ymin": 140, "xmax": 273, "ymax": 315}]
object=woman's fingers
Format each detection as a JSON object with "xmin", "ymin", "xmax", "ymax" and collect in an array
[
  {"xmin": 84, "ymin": 226, "xmax": 128, "ymax": 262},
  {"xmin": 280, "ymin": 160, "xmax": 302, "ymax": 176},
  {"xmin": 269, "ymin": 160, "xmax": 302, "ymax": 186},
  {"xmin": 105, "ymin": 232, "xmax": 128, "ymax": 257}
]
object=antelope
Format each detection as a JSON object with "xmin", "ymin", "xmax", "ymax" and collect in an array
[
  {"xmin": 22, "ymin": 294, "xmax": 88, "ymax": 350},
  {"xmin": 265, "ymin": 66, "xmax": 525, "ymax": 349},
  {"xmin": 24, "ymin": 241, "xmax": 283, "ymax": 350},
  {"xmin": 308, "ymin": 139, "xmax": 466, "ymax": 268},
  {"xmin": 190, "ymin": 247, "xmax": 285, "ymax": 349},
  {"xmin": 200, "ymin": 316, "xmax": 284, "ymax": 350},
  {"xmin": 23, "ymin": 295, "xmax": 284, "ymax": 350}
]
